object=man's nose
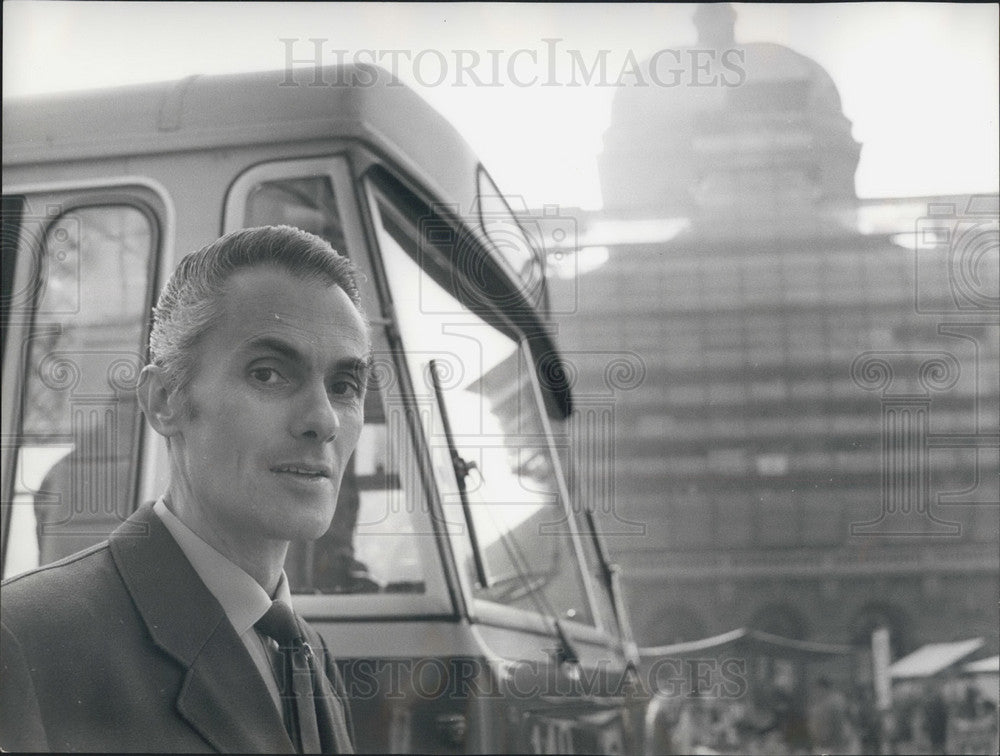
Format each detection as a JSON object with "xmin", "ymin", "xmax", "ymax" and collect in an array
[{"xmin": 292, "ymin": 381, "xmax": 341, "ymax": 443}]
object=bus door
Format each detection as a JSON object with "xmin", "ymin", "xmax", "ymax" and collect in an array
[
  {"xmin": 227, "ymin": 156, "xmax": 474, "ymax": 753},
  {"xmin": 1, "ymin": 186, "xmax": 165, "ymax": 578}
]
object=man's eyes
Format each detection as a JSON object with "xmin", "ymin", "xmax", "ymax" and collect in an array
[
  {"xmin": 329, "ymin": 378, "xmax": 363, "ymax": 398},
  {"xmin": 249, "ymin": 366, "xmax": 286, "ymax": 385},
  {"xmin": 248, "ymin": 364, "xmax": 364, "ymax": 399}
]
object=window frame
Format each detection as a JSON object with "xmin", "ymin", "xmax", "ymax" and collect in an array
[
  {"xmin": 362, "ymin": 172, "xmax": 611, "ymax": 639},
  {"xmin": 1, "ymin": 187, "xmax": 164, "ymax": 577}
]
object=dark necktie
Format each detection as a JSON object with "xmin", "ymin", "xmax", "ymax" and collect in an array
[{"xmin": 256, "ymin": 601, "xmax": 322, "ymax": 754}]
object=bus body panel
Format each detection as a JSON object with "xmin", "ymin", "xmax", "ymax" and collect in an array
[{"xmin": 2, "ymin": 65, "xmax": 648, "ymax": 754}]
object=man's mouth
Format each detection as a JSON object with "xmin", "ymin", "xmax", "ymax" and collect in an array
[{"xmin": 271, "ymin": 463, "xmax": 332, "ymax": 479}]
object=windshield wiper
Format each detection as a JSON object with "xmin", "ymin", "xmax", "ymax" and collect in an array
[{"xmin": 429, "ymin": 359, "xmax": 489, "ymax": 589}]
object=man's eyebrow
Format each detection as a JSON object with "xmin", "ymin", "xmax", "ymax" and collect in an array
[
  {"xmin": 338, "ymin": 356, "xmax": 371, "ymax": 376},
  {"xmin": 242, "ymin": 336, "xmax": 371, "ymax": 374},
  {"xmin": 241, "ymin": 336, "xmax": 305, "ymax": 364}
]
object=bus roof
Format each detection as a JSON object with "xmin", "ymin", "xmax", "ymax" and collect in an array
[
  {"xmin": 2, "ymin": 64, "xmax": 480, "ymax": 214},
  {"xmin": 3, "ymin": 64, "xmax": 571, "ymax": 418}
]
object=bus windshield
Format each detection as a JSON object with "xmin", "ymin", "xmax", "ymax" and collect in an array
[{"xmin": 366, "ymin": 175, "xmax": 596, "ymax": 626}]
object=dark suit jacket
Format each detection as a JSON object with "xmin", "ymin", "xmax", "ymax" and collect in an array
[{"xmin": 0, "ymin": 503, "xmax": 354, "ymax": 753}]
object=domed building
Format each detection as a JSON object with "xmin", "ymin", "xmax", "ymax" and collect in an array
[
  {"xmin": 547, "ymin": 3, "xmax": 998, "ymax": 690},
  {"xmin": 600, "ymin": 2, "xmax": 860, "ymax": 229}
]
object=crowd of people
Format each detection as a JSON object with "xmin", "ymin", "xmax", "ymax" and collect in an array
[
  {"xmin": 660, "ymin": 677, "xmax": 998, "ymax": 755},
  {"xmin": 885, "ymin": 681, "xmax": 999, "ymax": 755}
]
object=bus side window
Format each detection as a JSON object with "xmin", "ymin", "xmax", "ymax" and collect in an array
[{"xmin": 3, "ymin": 202, "xmax": 156, "ymax": 578}]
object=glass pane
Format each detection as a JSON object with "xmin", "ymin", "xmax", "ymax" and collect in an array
[
  {"xmin": 5, "ymin": 204, "xmax": 153, "ymax": 577},
  {"xmin": 282, "ymin": 379, "xmax": 431, "ymax": 595},
  {"xmin": 243, "ymin": 174, "xmax": 432, "ymax": 595},
  {"xmin": 370, "ymin": 188, "xmax": 594, "ymax": 625},
  {"xmin": 245, "ymin": 176, "xmax": 347, "ymax": 254}
]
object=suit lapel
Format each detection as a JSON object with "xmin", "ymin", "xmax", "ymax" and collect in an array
[
  {"xmin": 109, "ymin": 504, "xmax": 293, "ymax": 753},
  {"xmin": 176, "ymin": 624, "xmax": 294, "ymax": 753}
]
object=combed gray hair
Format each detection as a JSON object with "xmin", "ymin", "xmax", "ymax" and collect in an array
[{"xmin": 147, "ymin": 225, "xmax": 365, "ymax": 396}]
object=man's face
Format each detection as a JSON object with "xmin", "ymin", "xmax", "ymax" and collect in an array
[{"xmin": 168, "ymin": 266, "xmax": 370, "ymax": 547}]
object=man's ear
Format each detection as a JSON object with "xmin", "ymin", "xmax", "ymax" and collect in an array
[{"xmin": 136, "ymin": 365, "xmax": 185, "ymax": 437}]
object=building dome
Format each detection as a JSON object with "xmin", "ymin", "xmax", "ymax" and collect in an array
[{"xmin": 600, "ymin": 4, "xmax": 861, "ymax": 222}]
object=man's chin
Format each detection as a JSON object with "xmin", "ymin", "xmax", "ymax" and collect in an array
[{"xmin": 270, "ymin": 512, "xmax": 335, "ymax": 544}]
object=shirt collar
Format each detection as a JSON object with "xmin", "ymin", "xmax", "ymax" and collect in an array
[{"xmin": 153, "ymin": 498, "xmax": 292, "ymax": 635}]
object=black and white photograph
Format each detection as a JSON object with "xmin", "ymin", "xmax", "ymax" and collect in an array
[{"xmin": 2, "ymin": 2, "xmax": 998, "ymax": 754}]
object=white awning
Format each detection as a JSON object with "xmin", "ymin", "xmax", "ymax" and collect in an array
[
  {"xmin": 963, "ymin": 655, "xmax": 999, "ymax": 675},
  {"xmin": 889, "ymin": 638, "xmax": 985, "ymax": 679},
  {"xmin": 639, "ymin": 627, "xmax": 851, "ymax": 659}
]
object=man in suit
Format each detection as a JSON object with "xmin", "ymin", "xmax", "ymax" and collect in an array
[{"xmin": 1, "ymin": 226, "xmax": 369, "ymax": 752}]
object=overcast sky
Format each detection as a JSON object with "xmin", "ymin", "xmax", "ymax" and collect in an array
[{"xmin": 4, "ymin": 2, "xmax": 998, "ymax": 209}]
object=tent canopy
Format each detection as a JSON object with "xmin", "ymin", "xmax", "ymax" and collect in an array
[
  {"xmin": 963, "ymin": 655, "xmax": 999, "ymax": 675},
  {"xmin": 889, "ymin": 638, "xmax": 985, "ymax": 679}
]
